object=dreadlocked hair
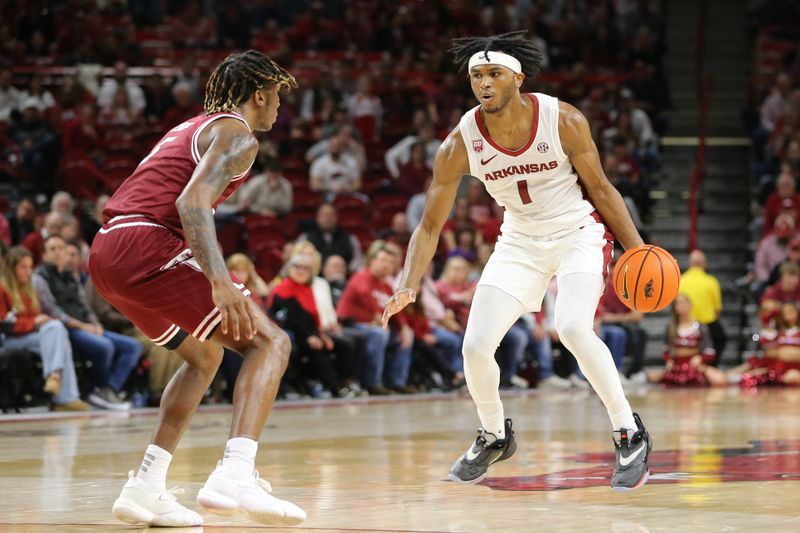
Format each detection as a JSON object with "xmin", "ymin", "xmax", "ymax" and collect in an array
[
  {"xmin": 204, "ymin": 49, "xmax": 298, "ymax": 114},
  {"xmin": 448, "ymin": 30, "xmax": 545, "ymax": 78}
]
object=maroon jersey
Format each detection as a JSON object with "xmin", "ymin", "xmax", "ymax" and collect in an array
[{"xmin": 104, "ymin": 112, "xmax": 252, "ymax": 238}]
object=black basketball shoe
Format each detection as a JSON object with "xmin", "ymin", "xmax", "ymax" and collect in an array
[
  {"xmin": 611, "ymin": 412, "xmax": 653, "ymax": 491},
  {"xmin": 448, "ymin": 418, "xmax": 516, "ymax": 484}
]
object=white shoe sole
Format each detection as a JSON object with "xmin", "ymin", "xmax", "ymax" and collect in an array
[
  {"xmin": 88, "ymin": 394, "xmax": 131, "ymax": 411},
  {"xmin": 447, "ymin": 472, "xmax": 487, "ymax": 485},
  {"xmin": 112, "ymin": 497, "xmax": 202, "ymax": 527},
  {"xmin": 197, "ymin": 487, "xmax": 305, "ymax": 525},
  {"xmin": 611, "ymin": 469, "xmax": 650, "ymax": 492}
]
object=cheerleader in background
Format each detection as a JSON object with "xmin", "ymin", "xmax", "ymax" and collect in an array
[
  {"xmin": 647, "ymin": 293, "xmax": 728, "ymax": 386},
  {"xmin": 730, "ymin": 300, "xmax": 780, "ymax": 386},
  {"xmin": 743, "ymin": 302, "xmax": 800, "ymax": 387}
]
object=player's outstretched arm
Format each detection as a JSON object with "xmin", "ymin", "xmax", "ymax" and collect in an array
[
  {"xmin": 381, "ymin": 129, "xmax": 468, "ymax": 327},
  {"xmin": 176, "ymin": 119, "xmax": 259, "ymax": 340},
  {"xmin": 559, "ymin": 102, "xmax": 645, "ymax": 251}
]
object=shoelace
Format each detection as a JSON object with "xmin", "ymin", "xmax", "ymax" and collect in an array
[
  {"xmin": 213, "ymin": 460, "xmax": 273, "ymax": 493},
  {"xmin": 162, "ymin": 487, "xmax": 184, "ymax": 501},
  {"xmin": 254, "ymin": 471, "xmax": 273, "ymax": 493}
]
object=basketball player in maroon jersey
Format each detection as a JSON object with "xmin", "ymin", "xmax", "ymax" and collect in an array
[
  {"xmin": 383, "ymin": 32, "xmax": 653, "ymax": 490},
  {"xmin": 89, "ymin": 51, "xmax": 305, "ymax": 526}
]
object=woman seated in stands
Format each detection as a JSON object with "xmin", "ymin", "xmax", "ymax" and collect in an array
[
  {"xmin": 226, "ymin": 253, "xmax": 270, "ymax": 309},
  {"xmin": 741, "ymin": 302, "xmax": 800, "ymax": 387},
  {"xmin": 648, "ymin": 293, "xmax": 727, "ymax": 386},
  {"xmin": 0, "ymin": 247, "xmax": 88, "ymax": 410},
  {"xmin": 268, "ymin": 253, "xmax": 356, "ymax": 398}
]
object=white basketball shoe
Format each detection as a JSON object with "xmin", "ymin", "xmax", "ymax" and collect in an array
[
  {"xmin": 112, "ymin": 471, "xmax": 203, "ymax": 526},
  {"xmin": 197, "ymin": 461, "xmax": 306, "ymax": 525}
]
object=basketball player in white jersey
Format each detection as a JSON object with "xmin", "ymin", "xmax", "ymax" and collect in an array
[{"xmin": 382, "ymin": 31, "xmax": 652, "ymax": 491}]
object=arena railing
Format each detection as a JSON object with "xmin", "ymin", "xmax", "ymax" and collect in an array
[{"xmin": 687, "ymin": 0, "xmax": 710, "ymax": 253}]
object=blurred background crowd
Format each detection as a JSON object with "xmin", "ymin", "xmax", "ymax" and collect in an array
[{"xmin": 0, "ymin": 0, "xmax": 798, "ymax": 412}]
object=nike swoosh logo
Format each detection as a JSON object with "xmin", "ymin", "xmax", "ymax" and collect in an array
[
  {"xmin": 619, "ymin": 443, "xmax": 646, "ymax": 466},
  {"xmin": 480, "ymin": 154, "xmax": 498, "ymax": 165},
  {"xmin": 466, "ymin": 446, "xmax": 481, "ymax": 461},
  {"xmin": 622, "ymin": 264, "xmax": 630, "ymax": 300}
]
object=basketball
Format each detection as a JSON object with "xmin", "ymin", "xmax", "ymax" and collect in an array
[{"xmin": 612, "ymin": 245, "xmax": 680, "ymax": 313}]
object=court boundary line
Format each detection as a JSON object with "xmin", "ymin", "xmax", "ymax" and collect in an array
[
  {"xmin": 0, "ymin": 389, "xmax": 543, "ymax": 424},
  {"xmin": 0, "ymin": 521, "xmax": 452, "ymax": 532}
]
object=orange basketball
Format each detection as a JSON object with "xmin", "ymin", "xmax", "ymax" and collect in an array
[{"xmin": 612, "ymin": 245, "xmax": 680, "ymax": 312}]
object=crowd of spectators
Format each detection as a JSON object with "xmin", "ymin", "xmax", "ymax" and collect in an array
[
  {"xmin": 745, "ymin": 2, "xmax": 800, "ymax": 305},
  {"xmin": 717, "ymin": 3, "xmax": 800, "ymax": 389},
  {"xmin": 0, "ymin": 0, "xmax": 673, "ymax": 408}
]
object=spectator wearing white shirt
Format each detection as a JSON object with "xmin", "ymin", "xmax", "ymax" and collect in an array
[
  {"xmin": 0, "ymin": 68, "xmax": 22, "ymax": 123},
  {"xmin": 384, "ymin": 123, "xmax": 441, "ymax": 178},
  {"xmin": 19, "ymin": 75, "xmax": 56, "ymax": 114},
  {"xmin": 234, "ymin": 158, "xmax": 293, "ymax": 217},
  {"xmin": 611, "ymin": 89, "xmax": 656, "ymax": 148},
  {"xmin": 97, "ymin": 61, "xmax": 146, "ymax": 114},
  {"xmin": 305, "ymin": 126, "xmax": 366, "ymax": 170},
  {"xmin": 347, "ymin": 75, "xmax": 382, "ymax": 143},
  {"xmin": 310, "ymin": 135, "xmax": 362, "ymax": 198}
]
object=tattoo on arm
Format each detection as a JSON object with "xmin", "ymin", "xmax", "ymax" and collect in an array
[{"xmin": 179, "ymin": 129, "xmax": 257, "ymax": 282}]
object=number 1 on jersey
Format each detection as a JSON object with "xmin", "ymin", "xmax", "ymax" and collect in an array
[
  {"xmin": 517, "ymin": 180, "xmax": 532, "ymax": 205},
  {"xmin": 139, "ymin": 136, "xmax": 178, "ymax": 167}
]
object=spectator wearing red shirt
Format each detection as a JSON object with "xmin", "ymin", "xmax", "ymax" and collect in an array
[
  {"xmin": 62, "ymin": 104, "xmax": 105, "ymax": 160},
  {"xmin": 0, "ymin": 247, "xmax": 87, "ymax": 410},
  {"xmin": 762, "ymin": 261, "xmax": 800, "ymax": 306},
  {"xmin": 347, "ymin": 75, "xmax": 382, "ymax": 144},
  {"xmin": 763, "ymin": 171, "xmax": 800, "ymax": 236},
  {"xmin": 395, "ymin": 141, "xmax": 431, "ymax": 196},
  {"xmin": 435, "ymin": 256, "xmax": 476, "ymax": 330},
  {"xmin": 22, "ymin": 211, "xmax": 64, "ymax": 265},
  {"xmin": 336, "ymin": 242, "xmax": 413, "ymax": 394}
]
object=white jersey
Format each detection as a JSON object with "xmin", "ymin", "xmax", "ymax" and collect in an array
[{"xmin": 458, "ymin": 92, "xmax": 596, "ymax": 237}]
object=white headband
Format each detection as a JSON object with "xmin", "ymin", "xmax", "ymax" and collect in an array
[{"xmin": 467, "ymin": 50, "xmax": 522, "ymax": 74}]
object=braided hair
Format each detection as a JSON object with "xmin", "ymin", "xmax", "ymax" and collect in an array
[
  {"xmin": 204, "ymin": 50, "xmax": 298, "ymax": 114},
  {"xmin": 448, "ymin": 31, "xmax": 545, "ymax": 78}
]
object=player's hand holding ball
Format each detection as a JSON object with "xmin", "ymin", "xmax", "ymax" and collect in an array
[{"xmin": 612, "ymin": 244, "xmax": 680, "ymax": 312}]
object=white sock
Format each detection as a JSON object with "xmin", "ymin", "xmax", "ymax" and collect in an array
[
  {"xmin": 609, "ymin": 407, "xmax": 638, "ymax": 434},
  {"xmin": 476, "ymin": 402, "xmax": 506, "ymax": 442},
  {"xmin": 136, "ymin": 444, "xmax": 172, "ymax": 490},
  {"xmin": 221, "ymin": 436, "xmax": 258, "ymax": 475}
]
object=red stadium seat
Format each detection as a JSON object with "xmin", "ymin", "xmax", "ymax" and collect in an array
[
  {"xmin": 337, "ymin": 210, "xmax": 367, "ymax": 231},
  {"xmin": 252, "ymin": 247, "xmax": 284, "ymax": 283},
  {"xmin": 247, "ymin": 227, "xmax": 286, "ymax": 254},
  {"xmin": 332, "ymin": 195, "xmax": 368, "ymax": 210},
  {"xmin": 243, "ymin": 214, "xmax": 281, "ymax": 232},
  {"xmin": 59, "ymin": 158, "xmax": 115, "ymax": 200},
  {"xmin": 217, "ymin": 221, "xmax": 244, "ymax": 257},
  {"xmin": 350, "ymin": 226, "xmax": 376, "ymax": 250},
  {"xmin": 372, "ymin": 193, "xmax": 409, "ymax": 214},
  {"xmin": 293, "ymin": 189, "xmax": 322, "ymax": 210}
]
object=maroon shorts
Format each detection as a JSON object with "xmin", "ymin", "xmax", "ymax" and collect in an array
[{"xmin": 89, "ymin": 215, "xmax": 249, "ymax": 349}]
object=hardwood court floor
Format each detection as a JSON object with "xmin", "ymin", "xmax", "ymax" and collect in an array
[{"xmin": 1, "ymin": 386, "xmax": 799, "ymax": 533}]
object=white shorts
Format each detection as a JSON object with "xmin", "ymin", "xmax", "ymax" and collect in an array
[{"xmin": 477, "ymin": 213, "xmax": 613, "ymax": 312}]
